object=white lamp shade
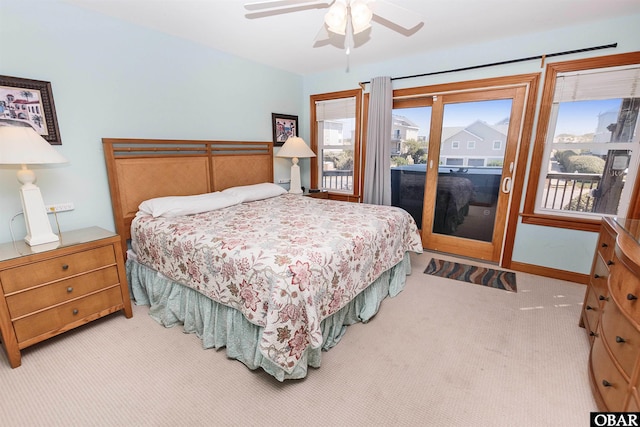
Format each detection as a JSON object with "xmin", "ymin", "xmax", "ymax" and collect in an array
[
  {"xmin": 0, "ymin": 125, "xmax": 67, "ymax": 165},
  {"xmin": 276, "ymin": 137, "xmax": 315, "ymax": 195},
  {"xmin": 276, "ymin": 137, "xmax": 316, "ymax": 159},
  {"xmin": 0, "ymin": 124, "xmax": 68, "ymax": 247}
]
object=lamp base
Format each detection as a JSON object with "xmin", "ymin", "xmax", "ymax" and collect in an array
[
  {"xmin": 19, "ymin": 181, "xmax": 60, "ymax": 247},
  {"xmin": 288, "ymin": 159, "xmax": 303, "ymax": 195}
]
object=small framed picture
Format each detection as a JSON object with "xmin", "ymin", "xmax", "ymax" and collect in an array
[
  {"xmin": 0, "ymin": 75, "xmax": 62, "ymax": 145},
  {"xmin": 272, "ymin": 113, "xmax": 298, "ymax": 146}
]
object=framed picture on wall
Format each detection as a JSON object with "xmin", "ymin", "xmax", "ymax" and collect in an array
[
  {"xmin": 0, "ymin": 75, "xmax": 62, "ymax": 145},
  {"xmin": 271, "ymin": 113, "xmax": 298, "ymax": 146}
]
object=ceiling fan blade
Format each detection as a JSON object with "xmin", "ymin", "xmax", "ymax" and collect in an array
[
  {"xmin": 314, "ymin": 24, "xmax": 331, "ymax": 42},
  {"xmin": 368, "ymin": 0, "xmax": 423, "ymax": 30},
  {"xmin": 244, "ymin": 0, "xmax": 331, "ymax": 11}
]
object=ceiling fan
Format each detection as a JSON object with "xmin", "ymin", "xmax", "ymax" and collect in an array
[{"xmin": 244, "ymin": 1, "xmax": 424, "ymax": 56}]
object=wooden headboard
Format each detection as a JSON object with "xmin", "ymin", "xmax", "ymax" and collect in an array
[{"xmin": 102, "ymin": 138, "xmax": 274, "ymax": 255}]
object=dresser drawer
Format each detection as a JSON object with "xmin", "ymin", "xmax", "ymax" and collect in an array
[
  {"xmin": 591, "ymin": 334, "xmax": 629, "ymax": 412},
  {"xmin": 597, "ymin": 228, "xmax": 616, "ymax": 266},
  {"xmin": 5, "ymin": 266, "xmax": 120, "ymax": 319},
  {"xmin": 612, "ymin": 265, "xmax": 640, "ymax": 320},
  {"xmin": 600, "ymin": 300, "xmax": 640, "ymax": 378},
  {"xmin": 12, "ymin": 286, "xmax": 124, "ymax": 343},
  {"xmin": 591, "ymin": 254, "xmax": 610, "ymax": 301},
  {"xmin": 583, "ymin": 287, "xmax": 602, "ymax": 337},
  {"xmin": 0, "ymin": 245, "xmax": 116, "ymax": 294}
]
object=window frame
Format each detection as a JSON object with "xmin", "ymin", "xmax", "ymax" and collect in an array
[
  {"xmin": 522, "ymin": 52, "xmax": 640, "ymax": 231},
  {"xmin": 310, "ymin": 88, "xmax": 363, "ymax": 201}
]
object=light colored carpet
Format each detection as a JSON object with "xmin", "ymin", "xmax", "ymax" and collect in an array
[{"xmin": 0, "ymin": 252, "xmax": 596, "ymax": 426}]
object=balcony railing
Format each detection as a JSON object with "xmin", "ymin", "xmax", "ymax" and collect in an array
[
  {"xmin": 541, "ymin": 172, "xmax": 601, "ymax": 212},
  {"xmin": 323, "ymin": 169, "xmax": 603, "ymax": 213},
  {"xmin": 322, "ymin": 169, "xmax": 353, "ymax": 191}
]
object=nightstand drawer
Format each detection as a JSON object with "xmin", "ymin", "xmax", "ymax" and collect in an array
[
  {"xmin": 0, "ymin": 245, "xmax": 116, "ymax": 293},
  {"xmin": 5, "ymin": 266, "xmax": 120, "ymax": 319},
  {"xmin": 12, "ymin": 286, "xmax": 124, "ymax": 343}
]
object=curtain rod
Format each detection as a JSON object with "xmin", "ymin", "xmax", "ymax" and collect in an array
[{"xmin": 358, "ymin": 43, "xmax": 618, "ymax": 88}]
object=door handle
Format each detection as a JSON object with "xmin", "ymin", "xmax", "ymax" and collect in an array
[{"xmin": 502, "ymin": 176, "xmax": 512, "ymax": 193}]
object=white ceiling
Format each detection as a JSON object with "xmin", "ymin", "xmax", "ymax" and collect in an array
[{"xmin": 64, "ymin": 0, "xmax": 640, "ymax": 75}]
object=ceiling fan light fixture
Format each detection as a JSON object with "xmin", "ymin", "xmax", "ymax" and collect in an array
[
  {"xmin": 324, "ymin": 0, "xmax": 347, "ymax": 35},
  {"xmin": 349, "ymin": 0, "xmax": 372, "ymax": 34}
]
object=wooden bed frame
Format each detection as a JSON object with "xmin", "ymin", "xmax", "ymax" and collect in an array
[{"xmin": 102, "ymin": 138, "xmax": 274, "ymax": 256}]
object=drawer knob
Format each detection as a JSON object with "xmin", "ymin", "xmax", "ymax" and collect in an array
[
  {"xmin": 607, "ymin": 260, "xmax": 614, "ymax": 266},
  {"xmin": 66, "ymin": 287, "xmax": 73, "ymax": 293},
  {"xmin": 601, "ymin": 243, "xmax": 608, "ymax": 248},
  {"xmin": 62, "ymin": 264, "xmax": 69, "ymax": 270},
  {"xmin": 590, "ymin": 331, "xmax": 599, "ymax": 337},
  {"xmin": 628, "ymin": 294, "xmax": 638, "ymax": 301},
  {"xmin": 598, "ymin": 295, "xmax": 609, "ymax": 301},
  {"xmin": 586, "ymin": 305, "xmax": 594, "ymax": 311},
  {"xmin": 602, "ymin": 380, "xmax": 612, "ymax": 387},
  {"xmin": 594, "ymin": 274, "xmax": 600, "ymax": 279},
  {"xmin": 72, "ymin": 309, "xmax": 79, "ymax": 315},
  {"xmin": 616, "ymin": 336, "xmax": 626, "ymax": 344}
]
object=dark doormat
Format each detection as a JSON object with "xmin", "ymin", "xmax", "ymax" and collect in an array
[{"xmin": 424, "ymin": 258, "xmax": 517, "ymax": 292}]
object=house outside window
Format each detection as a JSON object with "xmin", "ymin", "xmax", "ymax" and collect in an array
[
  {"xmin": 467, "ymin": 141, "xmax": 476, "ymax": 149},
  {"xmin": 452, "ymin": 141, "xmax": 460, "ymax": 149},
  {"xmin": 523, "ymin": 52, "xmax": 640, "ymax": 230},
  {"xmin": 493, "ymin": 140, "xmax": 502, "ymax": 150}
]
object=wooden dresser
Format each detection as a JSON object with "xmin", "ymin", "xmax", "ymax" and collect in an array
[
  {"xmin": 0, "ymin": 227, "xmax": 132, "ymax": 368},
  {"xmin": 580, "ymin": 217, "xmax": 640, "ymax": 411}
]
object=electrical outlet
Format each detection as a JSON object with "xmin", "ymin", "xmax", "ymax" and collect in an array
[
  {"xmin": 46, "ymin": 202, "xmax": 75, "ymax": 213},
  {"xmin": 278, "ymin": 179, "xmax": 291, "ymax": 184}
]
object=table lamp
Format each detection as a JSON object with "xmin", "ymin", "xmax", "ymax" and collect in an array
[
  {"xmin": 276, "ymin": 136, "xmax": 316, "ymax": 195},
  {"xmin": 0, "ymin": 124, "xmax": 68, "ymax": 246}
]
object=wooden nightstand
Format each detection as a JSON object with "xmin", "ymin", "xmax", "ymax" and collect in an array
[
  {"xmin": 304, "ymin": 190, "xmax": 329, "ymax": 199},
  {"xmin": 0, "ymin": 227, "xmax": 132, "ymax": 368}
]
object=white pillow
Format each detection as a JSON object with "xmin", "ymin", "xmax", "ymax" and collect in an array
[
  {"xmin": 222, "ymin": 182, "xmax": 287, "ymax": 203},
  {"xmin": 138, "ymin": 191, "xmax": 241, "ymax": 218}
]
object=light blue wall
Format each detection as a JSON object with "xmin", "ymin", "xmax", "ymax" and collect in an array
[
  {"xmin": 0, "ymin": 0, "xmax": 302, "ymax": 245},
  {"xmin": 1, "ymin": 0, "xmax": 638, "ymax": 275},
  {"xmin": 302, "ymin": 13, "xmax": 640, "ymax": 274}
]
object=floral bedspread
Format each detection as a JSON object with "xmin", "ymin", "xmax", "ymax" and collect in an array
[{"xmin": 131, "ymin": 194, "xmax": 423, "ymax": 373}]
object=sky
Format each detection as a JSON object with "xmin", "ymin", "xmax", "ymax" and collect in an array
[
  {"xmin": 395, "ymin": 98, "xmax": 623, "ymax": 138},
  {"xmin": 555, "ymin": 99, "xmax": 621, "ymax": 135},
  {"xmin": 394, "ymin": 99, "xmax": 513, "ymax": 138}
]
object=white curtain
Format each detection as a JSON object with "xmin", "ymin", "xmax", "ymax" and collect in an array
[{"xmin": 363, "ymin": 76, "xmax": 392, "ymax": 205}]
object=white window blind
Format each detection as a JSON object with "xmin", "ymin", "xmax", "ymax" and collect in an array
[
  {"xmin": 315, "ymin": 97, "xmax": 356, "ymax": 121},
  {"xmin": 554, "ymin": 66, "xmax": 640, "ymax": 102}
]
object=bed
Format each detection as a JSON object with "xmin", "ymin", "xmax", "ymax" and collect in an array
[{"xmin": 103, "ymin": 138, "xmax": 423, "ymax": 381}]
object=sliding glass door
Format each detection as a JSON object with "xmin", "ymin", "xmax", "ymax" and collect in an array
[{"xmin": 391, "ymin": 84, "xmax": 529, "ymax": 262}]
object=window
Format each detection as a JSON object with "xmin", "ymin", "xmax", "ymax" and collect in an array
[
  {"xmin": 452, "ymin": 141, "xmax": 460, "ymax": 149},
  {"xmin": 310, "ymin": 89, "xmax": 362, "ymax": 199},
  {"xmin": 468, "ymin": 158, "xmax": 485, "ymax": 167},
  {"xmin": 493, "ymin": 140, "xmax": 502, "ymax": 150},
  {"xmin": 523, "ymin": 52, "xmax": 640, "ymax": 230},
  {"xmin": 467, "ymin": 141, "xmax": 476, "ymax": 149},
  {"xmin": 446, "ymin": 158, "xmax": 464, "ymax": 166}
]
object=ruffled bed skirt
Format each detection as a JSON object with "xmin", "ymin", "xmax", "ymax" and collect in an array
[{"xmin": 127, "ymin": 252, "xmax": 412, "ymax": 381}]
